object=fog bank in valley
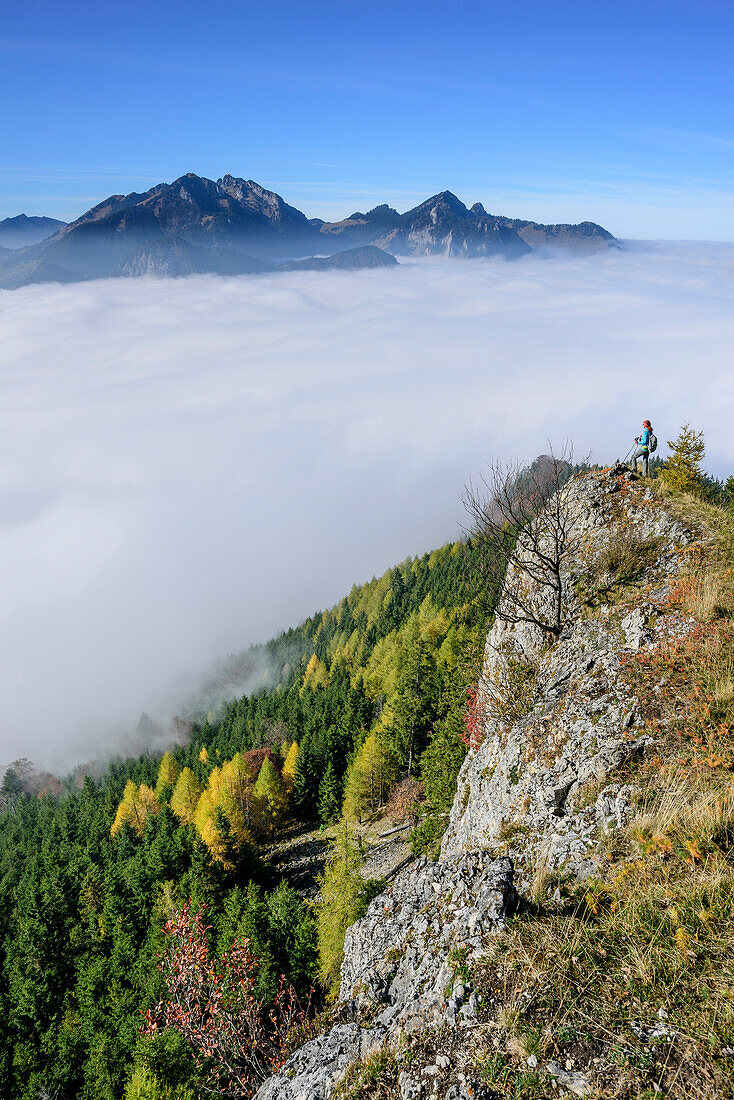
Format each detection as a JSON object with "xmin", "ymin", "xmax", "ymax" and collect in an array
[{"xmin": 2, "ymin": 241, "xmax": 733, "ymax": 768}]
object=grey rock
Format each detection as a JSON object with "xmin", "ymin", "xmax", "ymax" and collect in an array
[
  {"xmin": 547, "ymin": 1060, "xmax": 591, "ymax": 1095},
  {"xmin": 621, "ymin": 607, "xmax": 651, "ymax": 651},
  {"xmin": 254, "ymin": 1024, "xmax": 385, "ymax": 1100},
  {"xmin": 399, "ymin": 1072, "xmax": 425, "ymax": 1098},
  {"xmin": 444, "ymin": 1082, "xmax": 495, "ymax": 1100}
]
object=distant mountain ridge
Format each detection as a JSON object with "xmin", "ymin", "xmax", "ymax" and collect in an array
[
  {"xmin": 280, "ymin": 244, "xmax": 399, "ymax": 272},
  {"xmin": 0, "ymin": 214, "xmax": 67, "ymax": 250},
  {"xmin": 317, "ymin": 191, "xmax": 614, "ymax": 257},
  {"xmin": 0, "ymin": 173, "xmax": 616, "ymax": 288}
]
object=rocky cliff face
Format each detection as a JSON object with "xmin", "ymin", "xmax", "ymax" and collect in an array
[
  {"xmin": 441, "ymin": 468, "xmax": 690, "ymax": 883},
  {"xmin": 255, "ymin": 467, "xmax": 693, "ymax": 1100}
]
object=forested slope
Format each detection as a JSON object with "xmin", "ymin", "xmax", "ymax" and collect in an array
[{"xmin": 0, "ymin": 538, "xmax": 490, "ymax": 1099}]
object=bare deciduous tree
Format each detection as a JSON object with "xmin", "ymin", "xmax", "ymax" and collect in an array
[{"xmin": 462, "ymin": 447, "xmax": 586, "ymax": 640}]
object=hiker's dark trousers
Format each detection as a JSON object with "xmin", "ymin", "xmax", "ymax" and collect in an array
[{"xmin": 632, "ymin": 447, "xmax": 649, "ymax": 476}]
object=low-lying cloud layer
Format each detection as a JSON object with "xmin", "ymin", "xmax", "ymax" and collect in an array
[{"xmin": 2, "ymin": 242, "xmax": 733, "ymax": 768}]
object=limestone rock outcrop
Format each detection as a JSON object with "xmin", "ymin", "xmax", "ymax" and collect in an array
[
  {"xmin": 441, "ymin": 467, "xmax": 690, "ymax": 884},
  {"xmin": 255, "ymin": 468, "xmax": 692, "ymax": 1099}
]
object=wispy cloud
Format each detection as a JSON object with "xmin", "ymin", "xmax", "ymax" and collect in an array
[
  {"xmin": 1, "ymin": 242, "xmax": 733, "ymax": 768},
  {"xmin": 622, "ymin": 124, "xmax": 734, "ymax": 153}
]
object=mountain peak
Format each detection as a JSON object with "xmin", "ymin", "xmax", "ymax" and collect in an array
[
  {"xmin": 407, "ymin": 191, "xmax": 470, "ymax": 218},
  {"xmin": 0, "ymin": 213, "xmax": 67, "ymax": 249},
  {"xmin": 366, "ymin": 203, "xmax": 399, "ymax": 217}
]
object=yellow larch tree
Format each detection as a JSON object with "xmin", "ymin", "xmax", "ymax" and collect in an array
[
  {"xmin": 110, "ymin": 780, "xmax": 160, "ymax": 837},
  {"xmin": 193, "ymin": 757, "xmax": 256, "ymax": 867},
  {"xmin": 302, "ymin": 654, "xmax": 329, "ymax": 692},
  {"xmin": 170, "ymin": 767, "xmax": 203, "ymax": 825},
  {"xmin": 342, "ymin": 734, "xmax": 399, "ymax": 822},
  {"xmin": 253, "ymin": 757, "xmax": 287, "ymax": 838},
  {"xmin": 154, "ymin": 751, "xmax": 179, "ymax": 800},
  {"xmin": 281, "ymin": 740, "xmax": 299, "ymax": 792}
]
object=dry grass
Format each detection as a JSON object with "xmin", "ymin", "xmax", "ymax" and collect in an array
[
  {"xmin": 332, "ymin": 1045, "xmax": 398, "ymax": 1099},
  {"xmin": 631, "ymin": 776, "xmax": 734, "ymax": 862},
  {"xmin": 481, "ymin": 647, "xmax": 538, "ymax": 726},
  {"xmin": 576, "ymin": 524, "xmax": 663, "ymax": 610},
  {"xmin": 529, "ymin": 846, "xmax": 554, "ymax": 905},
  {"xmin": 474, "ymin": 847, "xmax": 734, "ymax": 1097}
]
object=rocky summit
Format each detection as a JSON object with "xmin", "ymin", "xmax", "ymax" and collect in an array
[{"xmin": 255, "ymin": 466, "xmax": 698, "ymax": 1099}]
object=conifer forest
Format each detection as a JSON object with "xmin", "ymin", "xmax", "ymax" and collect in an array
[{"xmin": 0, "ymin": 539, "xmax": 488, "ymax": 1098}]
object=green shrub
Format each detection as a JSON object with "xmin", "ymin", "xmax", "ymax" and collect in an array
[
  {"xmin": 316, "ymin": 825, "xmax": 383, "ymax": 998},
  {"xmin": 124, "ymin": 1066, "xmax": 195, "ymax": 1100}
]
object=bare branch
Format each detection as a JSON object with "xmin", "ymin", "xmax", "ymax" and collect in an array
[{"xmin": 462, "ymin": 445, "xmax": 586, "ymax": 640}]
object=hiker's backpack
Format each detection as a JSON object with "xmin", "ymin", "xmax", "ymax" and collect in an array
[{"xmin": 649, "ymin": 432, "xmax": 658, "ymax": 453}]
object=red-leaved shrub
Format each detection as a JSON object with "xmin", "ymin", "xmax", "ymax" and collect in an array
[{"xmin": 143, "ymin": 903, "xmax": 307, "ymax": 1097}]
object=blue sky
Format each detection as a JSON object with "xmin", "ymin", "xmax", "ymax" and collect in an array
[{"xmin": 1, "ymin": 0, "xmax": 733, "ymax": 238}]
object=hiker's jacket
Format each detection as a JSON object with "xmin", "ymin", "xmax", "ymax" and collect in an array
[{"xmin": 639, "ymin": 427, "xmax": 651, "ymax": 450}]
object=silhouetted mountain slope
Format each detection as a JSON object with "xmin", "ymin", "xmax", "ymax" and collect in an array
[
  {"xmin": 498, "ymin": 215, "xmax": 617, "ymax": 252},
  {"xmin": 385, "ymin": 190, "xmax": 530, "ymax": 258},
  {"xmin": 279, "ymin": 245, "xmax": 398, "ymax": 271},
  {"xmin": 114, "ymin": 235, "xmax": 272, "ymax": 277},
  {"xmin": 0, "ymin": 214, "xmax": 67, "ymax": 249},
  {"xmin": 0, "ymin": 174, "xmax": 320, "ymax": 287},
  {"xmin": 0, "ymin": 254, "xmax": 81, "ymax": 289}
]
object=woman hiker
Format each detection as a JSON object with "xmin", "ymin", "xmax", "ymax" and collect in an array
[{"xmin": 631, "ymin": 419, "xmax": 653, "ymax": 476}]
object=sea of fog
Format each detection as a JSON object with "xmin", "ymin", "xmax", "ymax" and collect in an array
[{"xmin": 2, "ymin": 240, "xmax": 733, "ymax": 767}]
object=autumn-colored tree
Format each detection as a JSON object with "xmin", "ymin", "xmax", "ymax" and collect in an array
[
  {"xmin": 111, "ymin": 780, "xmax": 139, "ymax": 836},
  {"xmin": 111, "ymin": 780, "xmax": 160, "ymax": 837},
  {"xmin": 253, "ymin": 758, "xmax": 286, "ymax": 838},
  {"xmin": 199, "ymin": 746, "xmax": 209, "ymax": 765},
  {"xmin": 221, "ymin": 754, "xmax": 261, "ymax": 830},
  {"xmin": 342, "ymin": 734, "xmax": 399, "ymax": 822},
  {"xmin": 301, "ymin": 654, "xmax": 329, "ymax": 692},
  {"xmin": 664, "ymin": 422, "xmax": 706, "ymax": 494},
  {"xmin": 460, "ymin": 687, "xmax": 484, "ymax": 751},
  {"xmin": 155, "ymin": 751, "xmax": 180, "ymax": 800},
  {"xmin": 193, "ymin": 788, "xmax": 225, "ymax": 864},
  {"xmin": 383, "ymin": 777, "xmax": 424, "ymax": 823},
  {"xmin": 143, "ymin": 904, "xmax": 307, "ymax": 1097},
  {"xmin": 281, "ymin": 740, "xmax": 299, "ymax": 793},
  {"xmin": 170, "ymin": 767, "xmax": 203, "ymax": 825},
  {"xmin": 138, "ymin": 784, "xmax": 160, "ymax": 818},
  {"xmin": 242, "ymin": 748, "xmax": 278, "ymax": 781},
  {"xmin": 193, "ymin": 757, "xmax": 258, "ymax": 866}
]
